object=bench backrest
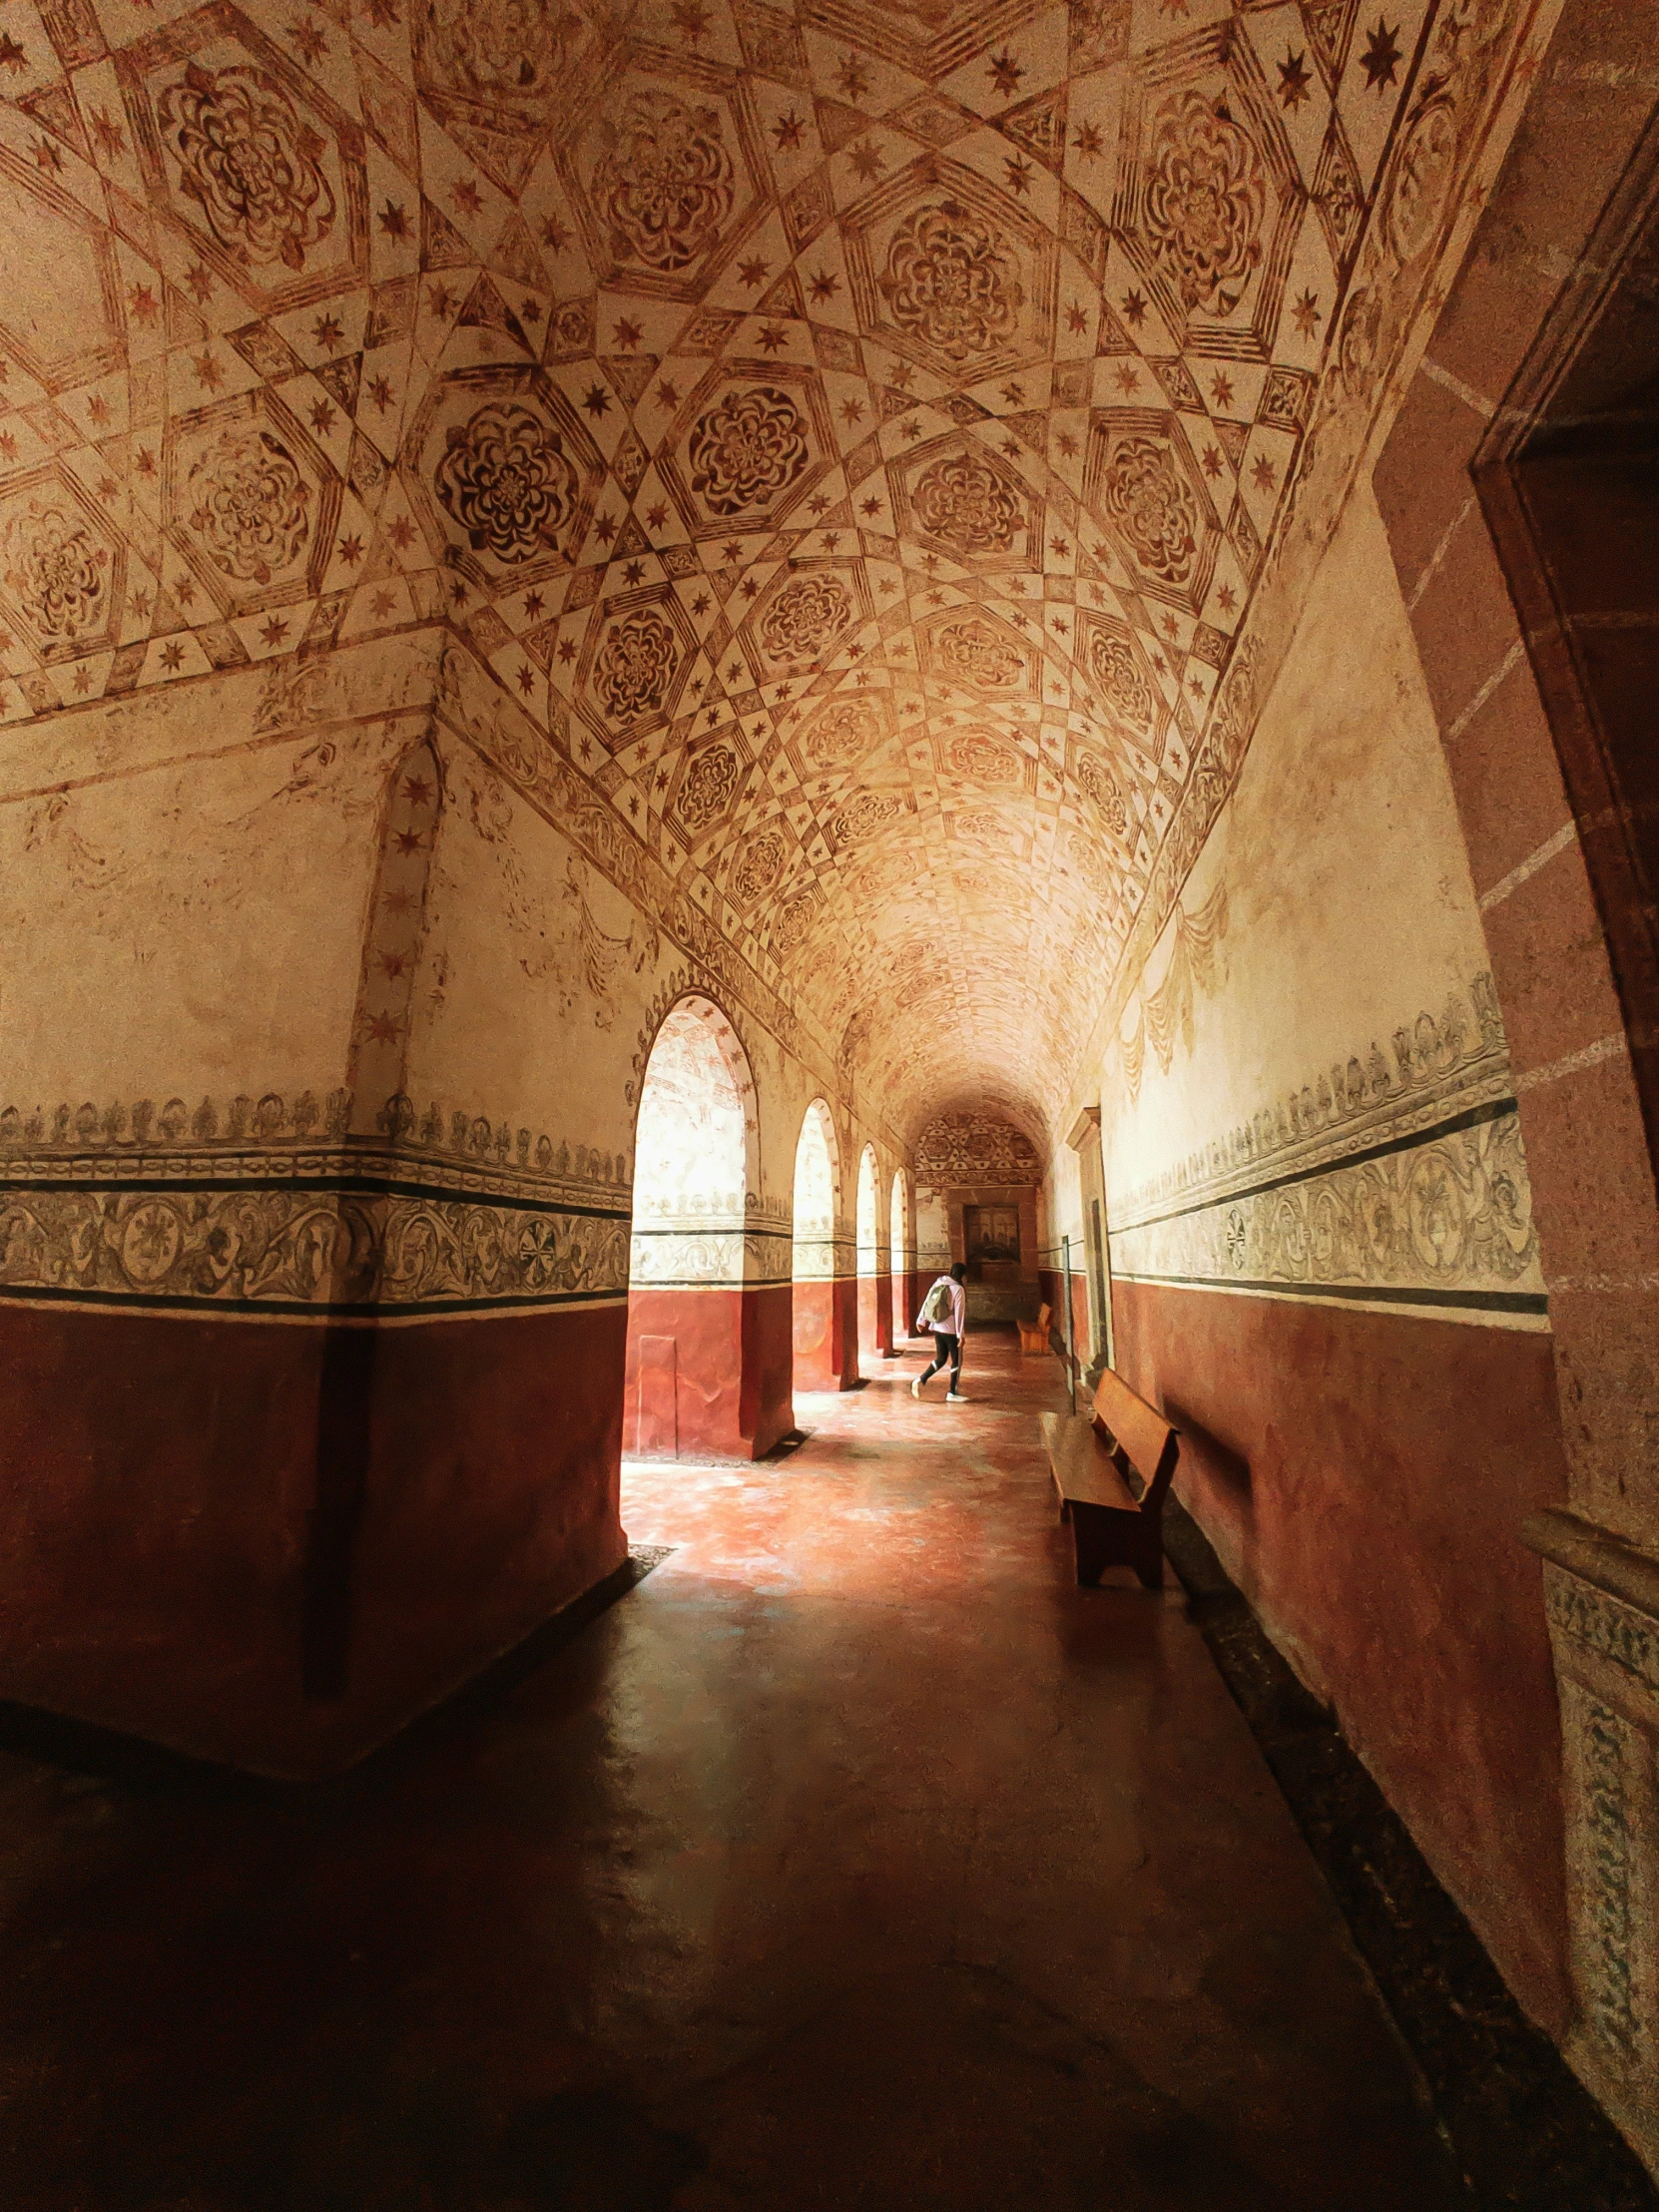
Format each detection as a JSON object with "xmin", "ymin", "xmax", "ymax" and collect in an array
[{"xmin": 1091, "ymin": 1368, "xmax": 1179, "ymax": 1511}]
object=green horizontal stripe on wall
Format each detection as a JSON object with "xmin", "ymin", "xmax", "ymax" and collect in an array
[
  {"xmin": 2, "ymin": 1171, "xmax": 634, "ymax": 1223},
  {"xmin": 1112, "ymin": 1097, "xmax": 1520, "ymax": 1237},
  {"xmin": 0, "ymin": 1282, "xmax": 635, "ymax": 1319},
  {"xmin": 1112, "ymin": 1269, "xmax": 1548, "ymax": 1316}
]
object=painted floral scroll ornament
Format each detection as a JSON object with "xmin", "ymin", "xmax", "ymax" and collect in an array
[
  {"xmin": 678, "ymin": 741, "xmax": 741, "ymax": 832},
  {"xmin": 1117, "ymin": 882, "xmax": 1229, "ymax": 1098},
  {"xmin": 1338, "ymin": 285, "xmax": 1382, "ymax": 401},
  {"xmin": 420, "ymin": 0, "xmax": 584, "ymax": 108},
  {"xmin": 592, "ymin": 88, "xmax": 736, "ymax": 273},
  {"xmin": 1133, "ymin": 1114, "xmax": 1540, "ymax": 1296},
  {"xmin": 1074, "ymin": 750, "xmax": 1129, "ymax": 834},
  {"xmin": 911, "ymin": 449, "xmax": 1021, "ymax": 558},
  {"xmin": 158, "ymin": 63, "xmax": 336, "ymax": 272},
  {"xmin": 186, "ymin": 426, "xmax": 311, "ymax": 584},
  {"xmin": 772, "ymin": 892, "xmax": 817, "ymax": 955},
  {"xmin": 560, "ymin": 857, "xmax": 650, "ymax": 1030},
  {"xmin": 1385, "ymin": 96, "xmax": 1459, "ymax": 265},
  {"xmin": 688, "ymin": 386, "xmax": 812, "ymax": 515},
  {"xmin": 878, "ymin": 200, "xmax": 1022, "ymax": 366},
  {"xmin": 593, "ymin": 605, "xmax": 679, "ymax": 723},
  {"xmin": 1066, "ymin": 827, "xmax": 1122, "ymax": 900},
  {"xmin": 1068, "ymin": 0, "xmax": 1130, "ymax": 69},
  {"xmin": 730, "ymin": 828, "xmax": 787, "ymax": 904},
  {"xmin": 936, "ymin": 617, "xmax": 1024, "ymax": 691},
  {"xmin": 1142, "ymin": 89, "xmax": 1266, "ymax": 316},
  {"xmin": 1087, "ymin": 630, "xmax": 1157, "ymax": 729},
  {"xmin": 2, "ymin": 501, "xmax": 106, "ymax": 642},
  {"xmin": 806, "ymin": 696, "xmax": 882, "ymax": 766},
  {"xmin": 1098, "ymin": 433, "xmax": 1200, "ymax": 589},
  {"xmin": 760, "ymin": 573, "xmax": 851, "ymax": 664},
  {"xmin": 832, "ymin": 791, "xmax": 900, "ymax": 843},
  {"xmin": 434, "ymin": 400, "xmax": 579, "ymax": 563},
  {"xmin": 947, "ymin": 730, "xmax": 1021, "ymax": 784}
]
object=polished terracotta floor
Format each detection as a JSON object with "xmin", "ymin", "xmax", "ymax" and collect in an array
[{"xmin": 0, "ymin": 1328, "xmax": 1464, "ymax": 2210}]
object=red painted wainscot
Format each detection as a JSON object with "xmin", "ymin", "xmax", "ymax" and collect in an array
[
  {"xmin": 1111, "ymin": 1277, "xmax": 1573, "ymax": 2034},
  {"xmin": 1037, "ymin": 1267, "xmax": 1090, "ymax": 1372},
  {"xmin": 794, "ymin": 1275, "xmax": 861, "ymax": 1391},
  {"xmin": 624, "ymin": 1285, "xmax": 794, "ymax": 1462},
  {"xmin": 0, "ymin": 1300, "xmax": 630, "ymax": 1779},
  {"xmin": 857, "ymin": 1273, "xmax": 894, "ymax": 1360}
]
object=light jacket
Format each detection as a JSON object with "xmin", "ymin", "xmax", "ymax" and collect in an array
[{"xmin": 918, "ymin": 1275, "xmax": 965, "ymax": 1338}]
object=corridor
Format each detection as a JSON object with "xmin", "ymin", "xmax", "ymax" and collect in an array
[{"xmin": 0, "ymin": 1331, "xmax": 1462, "ymax": 2211}]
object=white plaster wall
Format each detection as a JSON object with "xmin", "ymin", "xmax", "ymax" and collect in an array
[
  {"xmin": 0, "ymin": 672, "xmax": 397, "ymax": 1111},
  {"xmin": 1086, "ymin": 484, "xmax": 1495, "ymax": 1208}
]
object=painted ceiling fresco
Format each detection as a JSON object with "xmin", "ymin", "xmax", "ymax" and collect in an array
[{"xmin": 0, "ymin": 0, "xmax": 1545, "ymax": 1144}]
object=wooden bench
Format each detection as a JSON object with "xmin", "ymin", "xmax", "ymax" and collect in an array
[
  {"xmin": 1015, "ymin": 1302, "xmax": 1052, "ymax": 1356},
  {"xmin": 1038, "ymin": 1369, "xmax": 1180, "ymax": 1589}
]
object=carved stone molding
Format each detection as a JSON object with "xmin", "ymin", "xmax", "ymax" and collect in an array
[{"xmin": 1529, "ymin": 1526, "xmax": 1659, "ymax": 2177}]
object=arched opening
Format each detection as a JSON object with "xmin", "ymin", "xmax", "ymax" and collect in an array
[
  {"xmin": 890, "ymin": 1169, "xmax": 910, "ymax": 1349},
  {"xmin": 627, "ymin": 997, "xmax": 789, "ymax": 1459},
  {"xmin": 854, "ymin": 1144, "xmax": 890, "ymax": 1359},
  {"xmin": 792, "ymin": 1099, "xmax": 854, "ymax": 1391}
]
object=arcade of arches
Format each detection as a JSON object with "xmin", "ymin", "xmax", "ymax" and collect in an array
[{"xmin": 2, "ymin": 0, "xmax": 1659, "ymax": 2189}]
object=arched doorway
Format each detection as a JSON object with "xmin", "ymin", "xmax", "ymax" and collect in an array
[
  {"xmin": 890, "ymin": 1169, "xmax": 910, "ymax": 1350},
  {"xmin": 855, "ymin": 1144, "xmax": 891, "ymax": 1359},
  {"xmin": 793, "ymin": 1099, "xmax": 854, "ymax": 1390},
  {"xmin": 627, "ymin": 997, "xmax": 789, "ymax": 1459}
]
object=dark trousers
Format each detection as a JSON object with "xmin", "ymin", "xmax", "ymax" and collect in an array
[{"xmin": 921, "ymin": 1331, "xmax": 961, "ymax": 1385}]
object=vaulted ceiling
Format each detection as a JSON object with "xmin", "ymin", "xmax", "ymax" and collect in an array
[{"xmin": 0, "ymin": 0, "xmax": 1527, "ymax": 1148}]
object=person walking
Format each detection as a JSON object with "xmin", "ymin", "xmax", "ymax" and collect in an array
[{"xmin": 911, "ymin": 1262, "xmax": 969, "ymax": 1401}]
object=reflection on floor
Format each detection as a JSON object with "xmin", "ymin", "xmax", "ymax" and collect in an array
[{"xmin": 0, "ymin": 1327, "xmax": 1462, "ymax": 2210}]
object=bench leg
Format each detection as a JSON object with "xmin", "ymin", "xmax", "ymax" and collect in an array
[
  {"xmin": 1070, "ymin": 1505, "xmax": 1166, "ymax": 1589},
  {"xmin": 1071, "ymin": 1502, "xmax": 1109, "ymax": 1587}
]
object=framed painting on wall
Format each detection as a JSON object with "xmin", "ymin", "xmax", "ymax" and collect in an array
[{"xmin": 963, "ymin": 1205, "xmax": 1020, "ymax": 1263}]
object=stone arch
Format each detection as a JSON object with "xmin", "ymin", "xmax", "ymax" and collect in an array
[
  {"xmin": 625, "ymin": 992, "xmax": 787, "ymax": 1459},
  {"xmin": 854, "ymin": 1142, "xmax": 891, "ymax": 1359},
  {"xmin": 855, "ymin": 1145, "xmax": 878, "ymax": 1275},
  {"xmin": 793, "ymin": 1098, "xmax": 855, "ymax": 1390},
  {"xmin": 630, "ymin": 989, "xmax": 759, "ymax": 1217},
  {"xmin": 890, "ymin": 1166, "xmax": 912, "ymax": 1345}
]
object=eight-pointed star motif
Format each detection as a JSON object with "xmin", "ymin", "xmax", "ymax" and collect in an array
[{"xmin": 0, "ymin": 0, "xmax": 1490, "ymax": 1047}]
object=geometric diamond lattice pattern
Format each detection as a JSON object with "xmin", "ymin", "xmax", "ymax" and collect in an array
[{"xmin": 0, "ymin": 0, "xmax": 1548, "ymax": 1141}]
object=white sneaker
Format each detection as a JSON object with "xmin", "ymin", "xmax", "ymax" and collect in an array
[
  {"xmin": 947, "ymin": 1389, "xmax": 967, "ymax": 1401},
  {"xmin": 910, "ymin": 1376, "xmax": 922, "ymax": 1397}
]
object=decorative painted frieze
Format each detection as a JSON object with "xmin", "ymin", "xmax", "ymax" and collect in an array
[
  {"xmin": 1113, "ymin": 970, "xmax": 1513, "ymax": 1232},
  {"xmin": 0, "ymin": 1093, "xmax": 633, "ymax": 1199},
  {"xmin": 914, "ymin": 1114, "xmax": 1042, "ymax": 1188},
  {"xmin": 1112, "ymin": 1106, "xmax": 1544, "ymax": 1316},
  {"xmin": 0, "ymin": 1087, "xmax": 638, "ymax": 1316},
  {"xmin": 1548, "ymin": 1575, "xmax": 1659, "ymax": 1699},
  {"xmin": 629, "ymin": 1210, "xmax": 801, "ymax": 1289},
  {"xmin": 0, "ymin": 1174, "xmax": 631, "ymax": 1317}
]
